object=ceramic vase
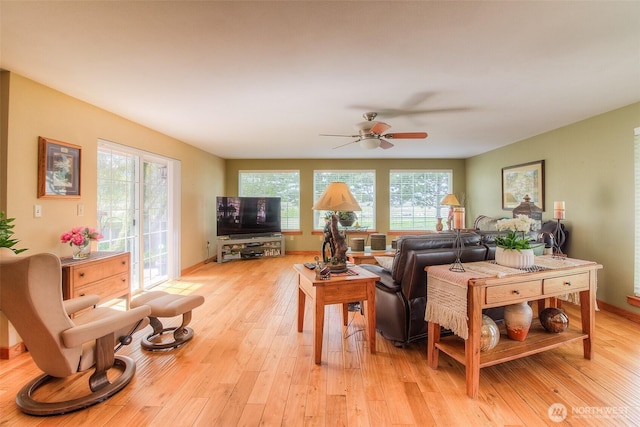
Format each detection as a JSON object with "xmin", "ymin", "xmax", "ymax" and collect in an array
[
  {"xmin": 480, "ymin": 314, "xmax": 500, "ymax": 351},
  {"xmin": 495, "ymin": 247, "xmax": 534, "ymax": 269},
  {"xmin": 504, "ymin": 301, "xmax": 532, "ymax": 341},
  {"xmin": 72, "ymin": 243, "xmax": 91, "ymax": 260},
  {"xmin": 435, "ymin": 218, "xmax": 444, "ymax": 231}
]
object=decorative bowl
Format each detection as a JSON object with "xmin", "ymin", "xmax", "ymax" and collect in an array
[
  {"xmin": 530, "ymin": 242, "xmax": 545, "ymax": 256},
  {"xmin": 539, "ymin": 307, "xmax": 569, "ymax": 333},
  {"xmin": 480, "ymin": 314, "xmax": 500, "ymax": 351}
]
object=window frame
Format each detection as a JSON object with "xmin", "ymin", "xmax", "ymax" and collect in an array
[
  {"xmin": 389, "ymin": 169, "xmax": 453, "ymax": 231},
  {"xmin": 238, "ymin": 170, "xmax": 301, "ymax": 231},
  {"xmin": 312, "ymin": 170, "xmax": 376, "ymax": 230}
]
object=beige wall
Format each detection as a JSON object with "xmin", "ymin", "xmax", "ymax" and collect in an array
[
  {"xmin": 225, "ymin": 158, "xmax": 466, "ymax": 252},
  {"xmin": 1, "ymin": 72, "xmax": 224, "ymax": 266},
  {"xmin": 467, "ymin": 102, "xmax": 640, "ymax": 314},
  {"xmin": 1, "ymin": 71, "xmax": 225, "ymax": 348}
]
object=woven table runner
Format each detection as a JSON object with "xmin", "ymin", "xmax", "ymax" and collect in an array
[{"xmin": 425, "ymin": 266, "xmax": 491, "ymax": 340}]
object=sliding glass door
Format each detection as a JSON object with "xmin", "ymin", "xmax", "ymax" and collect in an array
[{"xmin": 97, "ymin": 141, "xmax": 179, "ymax": 293}]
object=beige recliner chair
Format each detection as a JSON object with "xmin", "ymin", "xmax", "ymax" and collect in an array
[{"xmin": 0, "ymin": 249, "xmax": 151, "ymax": 416}]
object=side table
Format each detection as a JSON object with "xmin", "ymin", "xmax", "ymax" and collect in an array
[
  {"xmin": 294, "ymin": 264, "xmax": 379, "ymax": 364},
  {"xmin": 347, "ymin": 246, "xmax": 395, "ymax": 265}
]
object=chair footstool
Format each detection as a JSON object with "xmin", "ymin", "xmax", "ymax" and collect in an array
[{"xmin": 131, "ymin": 291, "xmax": 205, "ymax": 350}]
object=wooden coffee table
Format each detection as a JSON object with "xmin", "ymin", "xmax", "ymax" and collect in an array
[{"xmin": 294, "ymin": 264, "xmax": 379, "ymax": 364}]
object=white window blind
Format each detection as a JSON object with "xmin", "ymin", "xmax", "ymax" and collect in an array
[
  {"xmin": 239, "ymin": 170, "xmax": 300, "ymax": 230},
  {"xmin": 313, "ymin": 171, "xmax": 375, "ymax": 229},
  {"xmin": 634, "ymin": 128, "xmax": 640, "ymax": 295},
  {"xmin": 389, "ymin": 170, "xmax": 452, "ymax": 230}
]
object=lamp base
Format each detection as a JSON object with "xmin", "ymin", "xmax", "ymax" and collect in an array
[{"xmin": 328, "ymin": 263, "xmax": 348, "ymax": 273}]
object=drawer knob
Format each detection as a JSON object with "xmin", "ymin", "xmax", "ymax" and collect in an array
[
  {"xmin": 512, "ymin": 290, "xmax": 520, "ymax": 295},
  {"xmin": 79, "ymin": 272, "xmax": 85, "ymax": 277},
  {"xmin": 564, "ymin": 281, "xmax": 572, "ymax": 286}
]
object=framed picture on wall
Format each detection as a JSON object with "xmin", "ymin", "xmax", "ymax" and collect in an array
[
  {"xmin": 38, "ymin": 137, "xmax": 81, "ymax": 198},
  {"xmin": 501, "ymin": 160, "xmax": 545, "ymax": 210}
]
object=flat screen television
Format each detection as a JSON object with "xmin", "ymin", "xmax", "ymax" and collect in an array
[{"xmin": 216, "ymin": 196, "xmax": 281, "ymax": 237}]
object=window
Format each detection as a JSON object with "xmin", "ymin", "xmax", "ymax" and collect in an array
[
  {"xmin": 635, "ymin": 128, "xmax": 640, "ymax": 296},
  {"xmin": 389, "ymin": 170, "xmax": 452, "ymax": 230},
  {"xmin": 313, "ymin": 170, "xmax": 376, "ymax": 229},
  {"xmin": 239, "ymin": 170, "xmax": 300, "ymax": 230}
]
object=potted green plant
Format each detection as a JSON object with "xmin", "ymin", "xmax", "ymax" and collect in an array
[
  {"xmin": 338, "ymin": 211, "xmax": 357, "ymax": 227},
  {"xmin": 0, "ymin": 212, "xmax": 27, "ymax": 254}
]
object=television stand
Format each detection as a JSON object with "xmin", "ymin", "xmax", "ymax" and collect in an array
[{"xmin": 217, "ymin": 234, "xmax": 285, "ymax": 263}]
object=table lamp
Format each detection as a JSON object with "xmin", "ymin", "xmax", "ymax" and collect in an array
[
  {"xmin": 440, "ymin": 194, "xmax": 461, "ymax": 231},
  {"xmin": 312, "ymin": 182, "xmax": 361, "ymax": 272}
]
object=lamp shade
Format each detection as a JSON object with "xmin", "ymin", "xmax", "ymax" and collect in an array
[
  {"xmin": 312, "ymin": 182, "xmax": 362, "ymax": 212},
  {"xmin": 440, "ymin": 194, "xmax": 460, "ymax": 206}
]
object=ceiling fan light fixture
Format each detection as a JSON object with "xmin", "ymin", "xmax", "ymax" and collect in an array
[
  {"xmin": 360, "ymin": 138, "xmax": 380, "ymax": 150},
  {"xmin": 355, "ymin": 120, "xmax": 377, "ymax": 132}
]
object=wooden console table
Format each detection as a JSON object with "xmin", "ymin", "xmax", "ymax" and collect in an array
[
  {"xmin": 425, "ymin": 257, "xmax": 602, "ymax": 398},
  {"xmin": 294, "ymin": 264, "xmax": 379, "ymax": 364}
]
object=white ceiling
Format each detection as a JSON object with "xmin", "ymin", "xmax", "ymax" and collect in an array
[{"xmin": 1, "ymin": 1, "xmax": 639, "ymax": 159}]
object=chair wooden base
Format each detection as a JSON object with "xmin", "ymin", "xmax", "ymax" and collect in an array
[
  {"xmin": 16, "ymin": 355, "xmax": 135, "ymax": 416},
  {"xmin": 140, "ymin": 324, "xmax": 195, "ymax": 350},
  {"xmin": 131, "ymin": 291, "xmax": 204, "ymax": 351}
]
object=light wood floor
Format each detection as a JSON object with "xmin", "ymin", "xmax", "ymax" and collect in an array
[{"xmin": 2, "ymin": 254, "xmax": 640, "ymax": 426}]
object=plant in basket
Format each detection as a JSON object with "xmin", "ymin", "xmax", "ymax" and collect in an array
[
  {"xmin": 494, "ymin": 215, "xmax": 537, "ymax": 250},
  {"xmin": 494, "ymin": 215, "xmax": 537, "ymax": 269}
]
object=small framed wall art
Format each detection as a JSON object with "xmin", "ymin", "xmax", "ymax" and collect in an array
[
  {"xmin": 38, "ymin": 136, "xmax": 82, "ymax": 198},
  {"xmin": 501, "ymin": 160, "xmax": 545, "ymax": 210}
]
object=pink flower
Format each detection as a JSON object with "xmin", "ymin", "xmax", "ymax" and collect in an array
[{"xmin": 60, "ymin": 226, "xmax": 103, "ymax": 246}]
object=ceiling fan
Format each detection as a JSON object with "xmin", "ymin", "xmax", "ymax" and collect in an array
[{"xmin": 320, "ymin": 112, "xmax": 428, "ymax": 150}]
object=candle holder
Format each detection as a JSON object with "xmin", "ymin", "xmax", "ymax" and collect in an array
[
  {"xmin": 552, "ymin": 219, "xmax": 566, "ymax": 258},
  {"xmin": 449, "ymin": 229, "xmax": 465, "ymax": 272}
]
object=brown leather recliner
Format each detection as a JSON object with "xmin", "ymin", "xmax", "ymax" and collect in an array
[{"xmin": 360, "ymin": 233, "xmax": 493, "ymax": 346}]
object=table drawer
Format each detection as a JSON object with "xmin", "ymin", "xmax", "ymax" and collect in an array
[
  {"xmin": 486, "ymin": 280, "xmax": 542, "ymax": 305},
  {"xmin": 544, "ymin": 272, "xmax": 589, "ymax": 295},
  {"xmin": 324, "ymin": 283, "xmax": 368, "ymax": 304},
  {"xmin": 72, "ymin": 255, "xmax": 128, "ymax": 287},
  {"xmin": 74, "ymin": 273, "xmax": 129, "ymax": 303}
]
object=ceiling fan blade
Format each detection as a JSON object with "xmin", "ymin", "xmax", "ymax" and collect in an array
[
  {"xmin": 394, "ymin": 107, "xmax": 471, "ymax": 117},
  {"xmin": 370, "ymin": 122, "xmax": 391, "ymax": 135},
  {"xmin": 320, "ymin": 133, "xmax": 360, "ymax": 138},
  {"xmin": 379, "ymin": 139, "xmax": 394, "ymax": 149},
  {"xmin": 349, "ymin": 105, "xmax": 470, "ymax": 118},
  {"xmin": 383, "ymin": 132, "xmax": 428, "ymax": 139},
  {"xmin": 332, "ymin": 139, "xmax": 360, "ymax": 149},
  {"xmin": 350, "ymin": 92, "xmax": 436, "ymax": 116},
  {"xmin": 400, "ymin": 91, "xmax": 436, "ymax": 108}
]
